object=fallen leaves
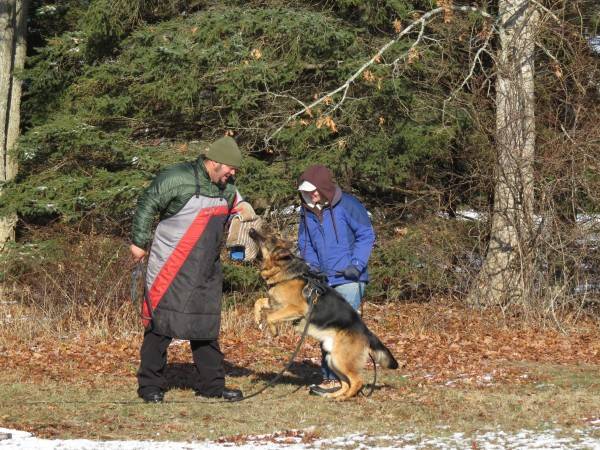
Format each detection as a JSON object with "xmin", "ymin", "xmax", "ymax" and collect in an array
[
  {"xmin": 1, "ymin": 301, "xmax": 600, "ymax": 390},
  {"xmin": 216, "ymin": 428, "xmax": 320, "ymax": 445},
  {"xmin": 368, "ymin": 301, "xmax": 600, "ymax": 386}
]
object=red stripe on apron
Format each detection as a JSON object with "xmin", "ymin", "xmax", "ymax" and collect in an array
[{"xmin": 143, "ymin": 205, "xmax": 229, "ymax": 324}]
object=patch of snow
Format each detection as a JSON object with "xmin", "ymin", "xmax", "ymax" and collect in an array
[
  {"xmin": 456, "ymin": 209, "xmax": 484, "ymax": 221},
  {"xmin": 443, "ymin": 372, "xmax": 497, "ymax": 387},
  {"xmin": 35, "ymin": 5, "xmax": 58, "ymax": 16},
  {"xmin": 271, "ymin": 205, "xmax": 300, "ymax": 216},
  {"xmin": 589, "ymin": 36, "xmax": 600, "ymax": 55},
  {"xmin": 4, "ymin": 426, "xmax": 600, "ymax": 449},
  {"xmin": 576, "ymin": 213, "xmax": 600, "ymax": 224},
  {"xmin": 437, "ymin": 209, "xmax": 485, "ymax": 221},
  {"xmin": 572, "ymin": 283, "xmax": 600, "ymax": 295},
  {"xmin": 480, "ymin": 373, "xmax": 494, "ymax": 383}
]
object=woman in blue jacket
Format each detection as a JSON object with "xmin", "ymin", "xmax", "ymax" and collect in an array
[{"xmin": 297, "ymin": 164, "xmax": 375, "ymax": 395}]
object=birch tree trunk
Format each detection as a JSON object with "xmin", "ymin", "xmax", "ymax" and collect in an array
[
  {"xmin": 0, "ymin": 0, "xmax": 27, "ymax": 247},
  {"xmin": 468, "ymin": 0, "xmax": 539, "ymax": 307},
  {"xmin": 0, "ymin": 0, "xmax": 28, "ymax": 302}
]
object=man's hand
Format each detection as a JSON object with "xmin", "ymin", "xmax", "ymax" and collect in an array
[{"xmin": 130, "ymin": 244, "xmax": 147, "ymax": 263}]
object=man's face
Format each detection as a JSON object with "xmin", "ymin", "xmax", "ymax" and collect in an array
[{"xmin": 206, "ymin": 160, "xmax": 237, "ymax": 186}]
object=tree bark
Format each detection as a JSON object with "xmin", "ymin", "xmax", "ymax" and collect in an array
[
  {"xmin": 468, "ymin": 0, "xmax": 539, "ymax": 307},
  {"xmin": 0, "ymin": 0, "xmax": 27, "ymax": 248}
]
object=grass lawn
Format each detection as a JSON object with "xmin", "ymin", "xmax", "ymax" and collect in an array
[{"xmin": 1, "ymin": 300, "xmax": 600, "ymax": 444}]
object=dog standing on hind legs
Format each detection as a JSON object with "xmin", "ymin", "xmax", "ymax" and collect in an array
[{"xmin": 249, "ymin": 227, "xmax": 399, "ymax": 400}]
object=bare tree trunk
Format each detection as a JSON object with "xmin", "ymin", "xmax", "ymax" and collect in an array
[
  {"xmin": 468, "ymin": 0, "xmax": 539, "ymax": 307},
  {"xmin": 0, "ymin": 0, "xmax": 27, "ymax": 302},
  {"xmin": 0, "ymin": 0, "xmax": 27, "ymax": 248}
]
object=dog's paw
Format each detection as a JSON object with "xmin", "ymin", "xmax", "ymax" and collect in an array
[
  {"xmin": 324, "ymin": 392, "xmax": 349, "ymax": 401},
  {"xmin": 253, "ymin": 298, "xmax": 270, "ymax": 326},
  {"xmin": 267, "ymin": 323, "xmax": 279, "ymax": 337}
]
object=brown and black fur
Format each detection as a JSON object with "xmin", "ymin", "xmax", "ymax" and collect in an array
[{"xmin": 249, "ymin": 228, "xmax": 398, "ymax": 400}]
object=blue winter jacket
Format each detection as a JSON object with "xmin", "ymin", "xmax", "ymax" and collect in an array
[{"xmin": 298, "ymin": 193, "xmax": 375, "ymax": 287}]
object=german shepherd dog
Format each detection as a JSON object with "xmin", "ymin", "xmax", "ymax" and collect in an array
[{"xmin": 248, "ymin": 228, "xmax": 398, "ymax": 400}]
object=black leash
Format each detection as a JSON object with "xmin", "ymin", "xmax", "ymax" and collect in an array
[
  {"xmin": 129, "ymin": 265, "xmax": 323, "ymax": 404},
  {"xmin": 227, "ymin": 282, "xmax": 321, "ymax": 402},
  {"xmin": 196, "ymin": 272, "xmax": 326, "ymax": 403},
  {"xmin": 1, "ymin": 280, "xmax": 321, "ymax": 407},
  {"xmin": 2, "ymin": 275, "xmax": 379, "ymax": 407},
  {"xmin": 357, "ymin": 281, "xmax": 378, "ymax": 398},
  {"xmin": 359, "ymin": 354, "xmax": 377, "ymax": 397},
  {"xmin": 130, "ymin": 261, "xmax": 143, "ymax": 305},
  {"xmin": 131, "ymin": 261, "xmax": 153, "ymax": 322}
]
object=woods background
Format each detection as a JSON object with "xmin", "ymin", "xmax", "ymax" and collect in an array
[{"xmin": 1, "ymin": 0, "xmax": 600, "ymax": 337}]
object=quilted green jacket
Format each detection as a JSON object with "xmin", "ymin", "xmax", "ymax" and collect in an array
[{"xmin": 131, "ymin": 158, "xmax": 238, "ymax": 249}]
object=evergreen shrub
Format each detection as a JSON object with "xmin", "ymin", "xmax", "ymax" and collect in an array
[
  {"xmin": 5, "ymin": 0, "xmax": 505, "ymax": 306},
  {"xmin": 367, "ymin": 217, "xmax": 481, "ymax": 301}
]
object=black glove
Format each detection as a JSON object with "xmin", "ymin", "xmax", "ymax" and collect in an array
[{"xmin": 337, "ymin": 265, "xmax": 361, "ymax": 281}]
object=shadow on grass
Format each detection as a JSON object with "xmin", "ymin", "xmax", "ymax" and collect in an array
[
  {"xmin": 163, "ymin": 360, "xmax": 322, "ymax": 392},
  {"xmin": 163, "ymin": 360, "xmax": 387, "ymax": 398}
]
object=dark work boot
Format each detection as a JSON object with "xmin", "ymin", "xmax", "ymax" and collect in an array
[
  {"xmin": 195, "ymin": 387, "xmax": 243, "ymax": 401},
  {"xmin": 141, "ymin": 391, "xmax": 164, "ymax": 403}
]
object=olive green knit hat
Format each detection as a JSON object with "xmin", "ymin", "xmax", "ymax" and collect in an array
[{"xmin": 203, "ymin": 136, "xmax": 242, "ymax": 168}]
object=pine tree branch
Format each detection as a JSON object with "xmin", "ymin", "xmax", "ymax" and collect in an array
[{"xmin": 264, "ymin": 5, "xmax": 494, "ymax": 146}]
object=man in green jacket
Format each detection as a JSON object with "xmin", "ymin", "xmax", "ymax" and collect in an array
[{"xmin": 130, "ymin": 136, "xmax": 245, "ymax": 403}]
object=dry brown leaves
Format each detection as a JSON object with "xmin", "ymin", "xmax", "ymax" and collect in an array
[
  {"xmin": 2, "ymin": 301, "xmax": 600, "ymax": 388},
  {"xmin": 366, "ymin": 301, "xmax": 600, "ymax": 386},
  {"xmin": 216, "ymin": 429, "xmax": 320, "ymax": 445}
]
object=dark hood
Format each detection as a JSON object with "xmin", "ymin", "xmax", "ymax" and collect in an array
[
  {"xmin": 298, "ymin": 164, "xmax": 343, "ymax": 241},
  {"xmin": 298, "ymin": 164, "xmax": 341, "ymax": 206}
]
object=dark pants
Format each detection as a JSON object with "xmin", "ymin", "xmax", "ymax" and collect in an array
[{"xmin": 137, "ymin": 329, "xmax": 225, "ymax": 397}]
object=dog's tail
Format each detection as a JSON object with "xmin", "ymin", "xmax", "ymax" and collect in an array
[{"xmin": 367, "ymin": 332, "xmax": 399, "ymax": 369}]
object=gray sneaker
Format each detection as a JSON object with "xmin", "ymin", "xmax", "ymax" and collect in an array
[{"xmin": 308, "ymin": 381, "xmax": 340, "ymax": 396}]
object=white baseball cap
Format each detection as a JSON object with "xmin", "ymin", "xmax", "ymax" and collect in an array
[{"xmin": 298, "ymin": 180, "xmax": 317, "ymax": 192}]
